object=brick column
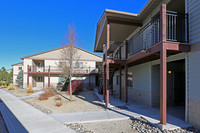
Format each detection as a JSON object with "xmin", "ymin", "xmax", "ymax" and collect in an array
[{"xmin": 160, "ymin": 4, "xmax": 167, "ymax": 125}]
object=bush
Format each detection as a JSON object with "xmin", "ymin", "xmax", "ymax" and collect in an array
[
  {"xmin": 26, "ymin": 85, "xmax": 34, "ymax": 93},
  {"xmin": 54, "ymin": 96, "xmax": 62, "ymax": 107},
  {"xmin": 8, "ymin": 88, "xmax": 15, "ymax": 90},
  {"xmin": 39, "ymin": 88, "xmax": 55, "ymax": 100},
  {"xmin": 2, "ymin": 85, "xmax": 7, "ymax": 88}
]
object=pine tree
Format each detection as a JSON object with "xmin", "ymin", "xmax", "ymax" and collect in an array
[
  {"xmin": 0, "ymin": 67, "xmax": 8, "ymax": 82},
  {"xmin": 16, "ymin": 70, "xmax": 23, "ymax": 85}
]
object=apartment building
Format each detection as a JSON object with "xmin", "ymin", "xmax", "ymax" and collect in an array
[
  {"xmin": 13, "ymin": 45, "xmax": 102, "ymax": 89},
  {"xmin": 12, "ymin": 62, "xmax": 23, "ymax": 85},
  {"xmin": 94, "ymin": 0, "xmax": 200, "ymax": 129}
]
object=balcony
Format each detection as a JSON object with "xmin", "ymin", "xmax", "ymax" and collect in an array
[
  {"xmin": 28, "ymin": 66, "xmax": 98, "ymax": 74},
  {"xmin": 103, "ymin": 10, "xmax": 188, "ymax": 61},
  {"xmin": 127, "ymin": 11, "xmax": 188, "ymax": 58}
]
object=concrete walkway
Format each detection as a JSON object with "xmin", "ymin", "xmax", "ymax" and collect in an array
[
  {"xmin": 95, "ymin": 92, "xmax": 191, "ymax": 130},
  {"xmin": 0, "ymin": 89, "xmax": 75, "ymax": 133},
  {"xmin": 50, "ymin": 92, "xmax": 191, "ymax": 130},
  {"xmin": 50, "ymin": 109, "xmax": 140, "ymax": 124}
]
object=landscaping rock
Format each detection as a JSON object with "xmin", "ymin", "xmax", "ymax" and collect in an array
[
  {"xmin": 131, "ymin": 117, "xmax": 199, "ymax": 133},
  {"xmin": 65, "ymin": 123, "xmax": 95, "ymax": 133},
  {"xmin": 23, "ymin": 100, "xmax": 52, "ymax": 114}
]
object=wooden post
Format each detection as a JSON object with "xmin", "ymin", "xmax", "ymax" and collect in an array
[
  {"xmin": 103, "ymin": 44, "xmax": 106, "ymax": 101},
  {"xmin": 160, "ymin": 4, "xmax": 167, "ymax": 125},
  {"xmin": 124, "ymin": 64, "xmax": 128, "ymax": 103},
  {"xmin": 27, "ymin": 65, "xmax": 29, "ymax": 87},
  {"xmin": 103, "ymin": 65, "xmax": 106, "ymax": 101},
  {"xmin": 119, "ymin": 66, "xmax": 122, "ymax": 100},
  {"xmin": 106, "ymin": 62, "xmax": 109, "ymax": 106},
  {"xmin": 106, "ymin": 23, "xmax": 110, "ymax": 107},
  {"xmin": 48, "ymin": 65, "xmax": 50, "ymax": 88}
]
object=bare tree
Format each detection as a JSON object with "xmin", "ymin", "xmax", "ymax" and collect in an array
[{"xmin": 59, "ymin": 25, "xmax": 80, "ymax": 101}]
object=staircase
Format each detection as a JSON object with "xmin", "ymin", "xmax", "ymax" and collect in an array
[{"xmin": 98, "ymin": 64, "xmax": 117, "ymax": 95}]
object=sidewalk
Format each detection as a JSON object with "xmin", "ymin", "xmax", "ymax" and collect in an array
[
  {"xmin": 50, "ymin": 109, "xmax": 140, "ymax": 124},
  {"xmin": 0, "ymin": 89, "xmax": 75, "ymax": 133},
  {"xmin": 96, "ymin": 92, "xmax": 191, "ymax": 130}
]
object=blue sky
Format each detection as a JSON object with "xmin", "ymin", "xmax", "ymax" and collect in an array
[{"xmin": 0, "ymin": 0, "xmax": 148, "ymax": 69}]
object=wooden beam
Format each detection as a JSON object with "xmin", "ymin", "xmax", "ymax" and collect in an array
[
  {"xmin": 107, "ymin": 18, "xmax": 142, "ymax": 27},
  {"xmin": 126, "ymin": 43, "xmax": 161, "ymax": 65}
]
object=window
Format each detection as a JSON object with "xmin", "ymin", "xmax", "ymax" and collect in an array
[
  {"xmin": 128, "ymin": 73, "xmax": 133, "ymax": 87},
  {"xmin": 59, "ymin": 62, "xmax": 66, "ymax": 67},
  {"xmin": 18, "ymin": 67, "xmax": 22, "ymax": 70},
  {"xmin": 37, "ymin": 63, "xmax": 44, "ymax": 68},
  {"xmin": 116, "ymin": 75, "xmax": 119, "ymax": 85},
  {"xmin": 75, "ymin": 62, "xmax": 83, "ymax": 68},
  {"xmin": 37, "ymin": 77, "xmax": 44, "ymax": 82}
]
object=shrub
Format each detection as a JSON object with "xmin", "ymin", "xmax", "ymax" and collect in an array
[
  {"xmin": 54, "ymin": 96, "xmax": 62, "ymax": 107},
  {"xmin": 39, "ymin": 88, "xmax": 55, "ymax": 100},
  {"xmin": 8, "ymin": 88, "xmax": 15, "ymax": 90},
  {"xmin": 26, "ymin": 85, "xmax": 34, "ymax": 93},
  {"xmin": 2, "ymin": 85, "xmax": 7, "ymax": 88},
  {"xmin": 55, "ymin": 103, "xmax": 62, "ymax": 107}
]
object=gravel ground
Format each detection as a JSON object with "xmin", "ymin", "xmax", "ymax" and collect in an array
[
  {"xmin": 1, "ymin": 88, "xmax": 30, "ymax": 97},
  {"xmin": 65, "ymin": 117, "xmax": 199, "ymax": 133},
  {"xmin": 23, "ymin": 91, "xmax": 105, "ymax": 114},
  {"xmin": 65, "ymin": 119, "xmax": 138, "ymax": 133},
  {"xmin": 131, "ymin": 117, "xmax": 199, "ymax": 133}
]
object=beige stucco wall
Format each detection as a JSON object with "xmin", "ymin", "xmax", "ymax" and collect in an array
[
  {"xmin": 13, "ymin": 64, "xmax": 23, "ymax": 85},
  {"xmin": 28, "ymin": 47, "xmax": 102, "ymax": 62}
]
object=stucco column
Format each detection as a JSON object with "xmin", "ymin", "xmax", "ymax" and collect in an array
[{"xmin": 160, "ymin": 4, "xmax": 167, "ymax": 125}]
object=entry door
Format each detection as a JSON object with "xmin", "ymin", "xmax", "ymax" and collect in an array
[{"xmin": 174, "ymin": 71, "xmax": 185, "ymax": 106}]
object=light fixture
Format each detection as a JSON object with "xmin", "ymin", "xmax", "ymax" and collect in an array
[{"xmin": 168, "ymin": 70, "xmax": 172, "ymax": 74}]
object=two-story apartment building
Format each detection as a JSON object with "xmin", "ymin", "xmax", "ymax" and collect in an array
[
  {"xmin": 12, "ymin": 62, "xmax": 23, "ymax": 85},
  {"xmin": 94, "ymin": 0, "xmax": 200, "ymax": 129},
  {"xmin": 13, "ymin": 45, "xmax": 102, "ymax": 89}
]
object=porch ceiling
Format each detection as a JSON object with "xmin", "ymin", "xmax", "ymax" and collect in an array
[
  {"xmin": 96, "ymin": 23, "xmax": 138, "ymax": 52},
  {"xmin": 94, "ymin": 0, "xmax": 163, "ymax": 52}
]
